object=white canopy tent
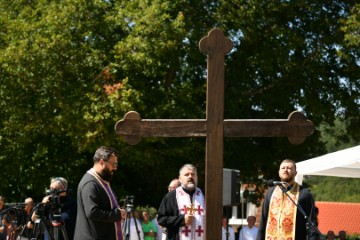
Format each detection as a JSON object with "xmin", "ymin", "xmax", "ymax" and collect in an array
[{"xmin": 295, "ymin": 145, "xmax": 360, "ymax": 184}]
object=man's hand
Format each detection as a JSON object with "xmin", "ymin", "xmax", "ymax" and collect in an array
[
  {"xmin": 27, "ymin": 221, "xmax": 33, "ymax": 229},
  {"xmin": 184, "ymin": 214, "xmax": 193, "ymax": 226},
  {"xmin": 42, "ymin": 195, "xmax": 51, "ymax": 204},
  {"xmin": 118, "ymin": 208, "xmax": 126, "ymax": 219}
]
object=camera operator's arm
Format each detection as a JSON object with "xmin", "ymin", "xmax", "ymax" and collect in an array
[
  {"xmin": 0, "ymin": 217, "xmax": 8, "ymax": 233},
  {"xmin": 26, "ymin": 221, "xmax": 33, "ymax": 229},
  {"xmin": 31, "ymin": 211, "xmax": 37, "ymax": 222},
  {"xmin": 41, "ymin": 195, "xmax": 52, "ymax": 205},
  {"xmin": 80, "ymin": 181, "xmax": 122, "ymax": 223},
  {"xmin": 31, "ymin": 200, "xmax": 48, "ymax": 222}
]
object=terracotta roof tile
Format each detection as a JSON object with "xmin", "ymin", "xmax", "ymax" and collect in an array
[{"xmin": 316, "ymin": 201, "xmax": 360, "ymax": 234}]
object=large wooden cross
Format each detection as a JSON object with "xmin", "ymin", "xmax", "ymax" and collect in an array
[{"xmin": 115, "ymin": 28, "xmax": 314, "ymax": 240}]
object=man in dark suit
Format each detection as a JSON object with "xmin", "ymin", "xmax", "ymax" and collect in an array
[{"xmin": 74, "ymin": 146, "xmax": 125, "ymax": 240}]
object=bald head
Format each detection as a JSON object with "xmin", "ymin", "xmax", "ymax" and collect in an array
[
  {"xmin": 24, "ymin": 197, "xmax": 34, "ymax": 214},
  {"xmin": 168, "ymin": 179, "xmax": 181, "ymax": 192}
]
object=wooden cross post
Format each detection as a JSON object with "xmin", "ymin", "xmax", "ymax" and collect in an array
[{"xmin": 115, "ymin": 28, "xmax": 314, "ymax": 240}]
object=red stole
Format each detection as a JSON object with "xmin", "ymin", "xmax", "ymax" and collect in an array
[{"xmin": 176, "ymin": 187, "xmax": 205, "ymax": 240}]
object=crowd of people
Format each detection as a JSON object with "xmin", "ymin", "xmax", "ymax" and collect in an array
[
  {"xmin": 0, "ymin": 177, "xmax": 77, "ymax": 240},
  {"xmin": 0, "ymin": 146, "xmax": 354, "ymax": 240},
  {"xmin": 326, "ymin": 230, "xmax": 352, "ymax": 240}
]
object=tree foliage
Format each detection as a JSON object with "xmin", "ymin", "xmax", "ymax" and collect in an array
[
  {"xmin": 304, "ymin": 176, "xmax": 360, "ymax": 202},
  {"xmin": 0, "ymin": 0, "xmax": 359, "ymax": 206},
  {"xmin": 301, "ymin": 119, "xmax": 360, "ymax": 203}
]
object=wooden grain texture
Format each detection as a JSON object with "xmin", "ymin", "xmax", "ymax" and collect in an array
[
  {"xmin": 115, "ymin": 111, "xmax": 314, "ymax": 143},
  {"xmin": 198, "ymin": 28, "xmax": 229, "ymax": 240}
]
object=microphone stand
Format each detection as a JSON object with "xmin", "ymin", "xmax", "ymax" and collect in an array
[{"xmin": 279, "ymin": 184, "xmax": 321, "ymax": 240}]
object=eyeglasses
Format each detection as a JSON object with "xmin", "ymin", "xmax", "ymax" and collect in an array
[{"xmin": 106, "ymin": 161, "xmax": 118, "ymax": 168}]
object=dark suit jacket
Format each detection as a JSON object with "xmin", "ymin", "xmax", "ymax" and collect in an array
[{"xmin": 74, "ymin": 172, "xmax": 122, "ymax": 240}]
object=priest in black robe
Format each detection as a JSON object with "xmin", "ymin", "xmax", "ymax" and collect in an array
[
  {"xmin": 157, "ymin": 164, "xmax": 205, "ymax": 240},
  {"xmin": 74, "ymin": 146, "xmax": 125, "ymax": 240},
  {"xmin": 257, "ymin": 159, "xmax": 318, "ymax": 240}
]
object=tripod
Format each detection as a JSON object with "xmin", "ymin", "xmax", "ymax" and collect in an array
[
  {"xmin": 30, "ymin": 216, "xmax": 68, "ymax": 240},
  {"xmin": 29, "ymin": 203, "xmax": 68, "ymax": 240},
  {"xmin": 49, "ymin": 214, "xmax": 68, "ymax": 240},
  {"xmin": 122, "ymin": 206, "xmax": 142, "ymax": 240},
  {"xmin": 0, "ymin": 206, "xmax": 26, "ymax": 240},
  {"xmin": 30, "ymin": 218, "xmax": 48, "ymax": 240}
]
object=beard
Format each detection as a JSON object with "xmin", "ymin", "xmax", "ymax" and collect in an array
[
  {"xmin": 182, "ymin": 181, "xmax": 197, "ymax": 191},
  {"xmin": 100, "ymin": 167, "xmax": 114, "ymax": 182},
  {"xmin": 281, "ymin": 175, "xmax": 295, "ymax": 183}
]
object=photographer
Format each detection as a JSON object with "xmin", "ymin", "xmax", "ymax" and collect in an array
[
  {"xmin": 2, "ymin": 200, "xmax": 30, "ymax": 240},
  {"xmin": 32, "ymin": 177, "xmax": 77, "ymax": 240},
  {"xmin": 0, "ymin": 196, "xmax": 7, "ymax": 240},
  {"xmin": 15, "ymin": 197, "xmax": 35, "ymax": 240}
]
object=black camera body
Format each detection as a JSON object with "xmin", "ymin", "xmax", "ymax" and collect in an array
[
  {"xmin": 45, "ymin": 189, "xmax": 66, "ymax": 209},
  {"xmin": 3, "ymin": 204, "xmax": 26, "ymax": 226},
  {"xmin": 37, "ymin": 188, "xmax": 68, "ymax": 223},
  {"xmin": 125, "ymin": 195, "xmax": 135, "ymax": 212}
]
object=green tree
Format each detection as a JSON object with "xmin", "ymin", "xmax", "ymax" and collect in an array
[
  {"xmin": 302, "ymin": 119, "xmax": 360, "ymax": 203},
  {"xmin": 0, "ymin": 0, "xmax": 359, "ymax": 206},
  {"xmin": 305, "ymin": 176, "xmax": 360, "ymax": 202},
  {"xmin": 0, "ymin": 0, "xmax": 142, "ymax": 200},
  {"xmin": 217, "ymin": 0, "xmax": 360, "ymax": 200}
]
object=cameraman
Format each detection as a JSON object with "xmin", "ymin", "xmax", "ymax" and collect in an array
[
  {"xmin": 32, "ymin": 177, "xmax": 77, "ymax": 240},
  {"xmin": 0, "ymin": 196, "xmax": 7, "ymax": 240},
  {"xmin": 16, "ymin": 197, "xmax": 35, "ymax": 239}
]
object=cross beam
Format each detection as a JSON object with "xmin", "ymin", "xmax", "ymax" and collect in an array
[
  {"xmin": 115, "ymin": 28, "xmax": 314, "ymax": 240},
  {"xmin": 115, "ymin": 111, "xmax": 314, "ymax": 145}
]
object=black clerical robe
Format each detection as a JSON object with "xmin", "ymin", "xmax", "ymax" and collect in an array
[{"xmin": 74, "ymin": 171, "xmax": 122, "ymax": 240}]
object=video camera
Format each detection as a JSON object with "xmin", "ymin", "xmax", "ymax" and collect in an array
[
  {"xmin": 124, "ymin": 195, "xmax": 135, "ymax": 212},
  {"xmin": 4, "ymin": 203, "xmax": 27, "ymax": 208},
  {"xmin": 2, "ymin": 203, "xmax": 27, "ymax": 227},
  {"xmin": 45, "ymin": 188, "xmax": 67, "ymax": 196},
  {"xmin": 45, "ymin": 189, "xmax": 67, "ymax": 203},
  {"xmin": 41, "ymin": 188, "xmax": 68, "ymax": 220}
]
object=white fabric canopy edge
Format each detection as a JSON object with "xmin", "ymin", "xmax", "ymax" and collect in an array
[{"xmin": 295, "ymin": 145, "xmax": 360, "ymax": 184}]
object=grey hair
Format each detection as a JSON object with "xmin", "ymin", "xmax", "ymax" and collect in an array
[
  {"xmin": 179, "ymin": 164, "xmax": 197, "ymax": 175},
  {"xmin": 51, "ymin": 177, "xmax": 68, "ymax": 190}
]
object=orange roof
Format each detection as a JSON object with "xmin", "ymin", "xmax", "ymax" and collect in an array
[{"xmin": 316, "ymin": 201, "xmax": 360, "ymax": 234}]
